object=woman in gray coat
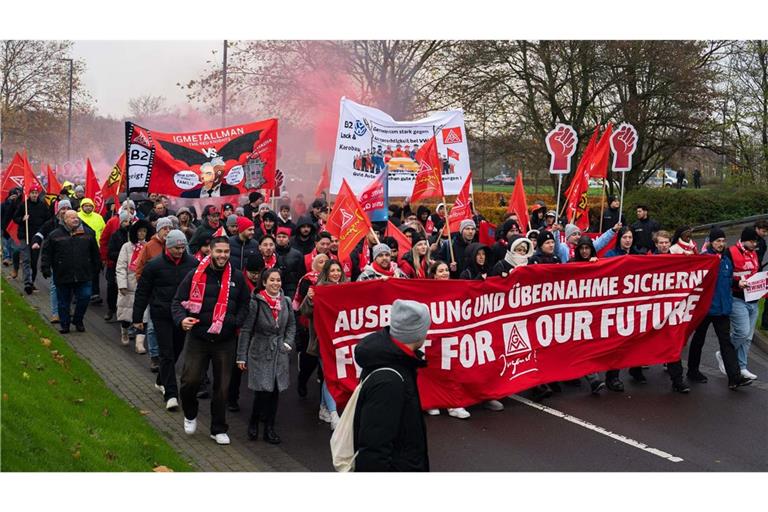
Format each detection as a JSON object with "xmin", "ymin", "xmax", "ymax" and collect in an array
[{"xmin": 237, "ymin": 268, "xmax": 296, "ymax": 444}]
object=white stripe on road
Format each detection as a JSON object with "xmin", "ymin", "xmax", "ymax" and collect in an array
[{"xmin": 508, "ymin": 395, "xmax": 685, "ymax": 463}]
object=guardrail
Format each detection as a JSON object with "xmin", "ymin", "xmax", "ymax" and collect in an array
[{"xmin": 691, "ymin": 213, "xmax": 768, "ymax": 233}]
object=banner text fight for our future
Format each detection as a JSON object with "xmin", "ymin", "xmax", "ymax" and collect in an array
[{"xmin": 313, "ymin": 255, "xmax": 718, "ymax": 409}]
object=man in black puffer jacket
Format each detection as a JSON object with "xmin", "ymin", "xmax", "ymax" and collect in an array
[
  {"xmin": 40, "ymin": 210, "xmax": 100, "ymax": 333},
  {"xmin": 275, "ymin": 226, "xmax": 303, "ymax": 300},
  {"xmin": 133, "ymin": 230, "xmax": 198, "ymax": 411},
  {"xmin": 353, "ymin": 299, "xmax": 430, "ymax": 472},
  {"xmin": 13, "ymin": 184, "xmax": 52, "ymax": 293}
]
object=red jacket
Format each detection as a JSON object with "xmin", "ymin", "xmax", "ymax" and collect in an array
[{"xmin": 729, "ymin": 242, "xmax": 758, "ymax": 300}]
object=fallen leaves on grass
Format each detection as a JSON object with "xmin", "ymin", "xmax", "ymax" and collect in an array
[
  {"xmin": 47, "ymin": 379, "xmax": 57, "ymax": 386},
  {"xmin": 72, "ymin": 398, "xmax": 85, "ymax": 405},
  {"xmin": 50, "ymin": 350, "xmax": 68, "ymax": 368},
  {"xmin": 105, "ymin": 451, "xmax": 116, "ymax": 462},
  {"xmin": 40, "ymin": 337, "xmax": 52, "ymax": 347},
  {"xmin": 152, "ymin": 465, "xmax": 173, "ymax": 472},
  {"xmin": 22, "ymin": 371, "xmax": 30, "ymax": 380},
  {"xmin": 2, "ymin": 393, "xmax": 8, "ymax": 401},
  {"xmin": 138, "ymin": 410, "xmax": 150, "ymax": 416},
  {"xmin": 102, "ymin": 407, "xmax": 110, "ymax": 417}
]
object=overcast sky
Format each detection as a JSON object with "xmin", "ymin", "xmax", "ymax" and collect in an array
[{"xmin": 71, "ymin": 41, "xmax": 222, "ymax": 118}]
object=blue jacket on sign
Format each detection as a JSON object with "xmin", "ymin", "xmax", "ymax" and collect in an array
[{"xmin": 707, "ymin": 247, "xmax": 733, "ymax": 316}]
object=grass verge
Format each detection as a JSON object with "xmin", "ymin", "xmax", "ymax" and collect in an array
[{"xmin": 0, "ymin": 278, "xmax": 194, "ymax": 471}]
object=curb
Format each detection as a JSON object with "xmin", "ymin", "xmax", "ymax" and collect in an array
[{"xmin": 754, "ymin": 327, "xmax": 768, "ymax": 355}]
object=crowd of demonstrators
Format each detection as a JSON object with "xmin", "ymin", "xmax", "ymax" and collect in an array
[{"xmin": 9, "ymin": 182, "xmax": 768, "ymax": 462}]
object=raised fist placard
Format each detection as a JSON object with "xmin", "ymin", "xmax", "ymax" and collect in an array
[
  {"xmin": 609, "ymin": 123, "xmax": 638, "ymax": 172},
  {"xmin": 545, "ymin": 124, "xmax": 578, "ymax": 174}
]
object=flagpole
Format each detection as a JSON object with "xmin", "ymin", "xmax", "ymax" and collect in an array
[
  {"xmin": 369, "ymin": 227, "xmax": 380, "ymax": 245},
  {"xmin": 618, "ymin": 172, "xmax": 626, "ymax": 226},
  {"xmin": 555, "ymin": 174, "xmax": 563, "ymax": 224},
  {"xmin": 24, "ymin": 193, "xmax": 30, "ymax": 245},
  {"xmin": 598, "ymin": 177, "xmax": 607, "ymax": 233},
  {"xmin": 442, "ymin": 196, "xmax": 455, "ymax": 264}
]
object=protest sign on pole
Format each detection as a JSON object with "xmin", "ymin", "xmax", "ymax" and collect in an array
[
  {"xmin": 331, "ymin": 98, "xmax": 470, "ymax": 197},
  {"xmin": 125, "ymin": 119, "xmax": 278, "ymax": 197},
  {"xmin": 609, "ymin": 123, "xmax": 638, "ymax": 219},
  {"xmin": 744, "ymin": 271, "xmax": 768, "ymax": 302},
  {"xmin": 545, "ymin": 124, "xmax": 577, "ymax": 218},
  {"xmin": 314, "ymin": 254, "xmax": 718, "ymax": 409}
]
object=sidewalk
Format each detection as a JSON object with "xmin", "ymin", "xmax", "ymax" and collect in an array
[{"xmin": 2, "ymin": 271, "xmax": 308, "ymax": 472}]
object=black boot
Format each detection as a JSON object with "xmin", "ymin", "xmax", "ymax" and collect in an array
[
  {"xmin": 263, "ymin": 424, "xmax": 281, "ymax": 444},
  {"xmin": 247, "ymin": 422, "xmax": 259, "ymax": 441},
  {"xmin": 628, "ymin": 367, "xmax": 647, "ymax": 384},
  {"xmin": 606, "ymin": 378, "xmax": 624, "ymax": 392}
]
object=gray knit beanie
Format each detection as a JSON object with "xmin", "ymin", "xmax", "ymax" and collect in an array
[
  {"xmin": 459, "ymin": 219, "xmax": 476, "ymax": 233},
  {"xmin": 226, "ymin": 214, "xmax": 238, "ymax": 227},
  {"xmin": 564, "ymin": 223, "xmax": 581, "ymax": 240},
  {"xmin": 156, "ymin": 217, "xmax": 173, "ymax": 231},
  {"xmin": 165, "ymin": 229, "xmax": 188, "ymax": 249},
  {"xmin": 389, "ymin": 300, "xmax": 431, "ymax": 344},
  {"xmin": 372, "ymin": 243, "xmax": 391, "ymax": 260}
]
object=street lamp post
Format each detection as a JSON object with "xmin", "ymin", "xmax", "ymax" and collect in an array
[
  {"xmin": 59, "ymin": 58, "xmax": 73, "ymax": 160},
  {"xmin": 222, "ymin": 40, "xmax": 227, "ymax": 126}
]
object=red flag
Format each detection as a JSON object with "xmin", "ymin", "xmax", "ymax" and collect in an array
[
  {"xmin": 447, "ymin": 172, "xmax": 473, "ymax": 231},
  {"xmin": 410, "ymin": 136, "xmax": 444, "ymax": 202},
  {"xmin": 506, "ymin": 170, "xmax": 529, "ymax": 233},
  {"xmin": 314, "ymin": 162, "xmax": 330, "ymax": 198},
  {"xmin": 326, "ymin": 179, "xmax": 372, "ymax": 262},
  {"xmin": 563, "ymin": 161, "xmax": 590, "ymax": 230},
  {"xmin": 46, "ymin": 164, "xmax": 62, "ymax": 196},
  {"xmin": 447, "ymin": 148, "xmax": 460, "ymax": 161},
  {"xmin": 478, "ymin": 220, "xmax": 497, "ymax": 246},
  {"xmin": 99, "ymin": 153, "xmax": 126, "ymax": 215},
  {"xmin": 84, "ymin": 159, "xmax": 104, "ymax": 212},
  {"xmin": 587, "ymin": 123, "xmax": 613, "ymax": 179},
  {"xmin": 22, "ymin": 156, "xmax": 42, "ymax": 196},
  {"xmin": 386, "ymin": 220, "xmax": 412, "ymax": 259},
  {"xmin": 1, "ymin": 152, "xmax": 29, "ymax": 197},
  {"xmin": 576, "ymin": 126, "xmax": 600, "ymax": 177}
]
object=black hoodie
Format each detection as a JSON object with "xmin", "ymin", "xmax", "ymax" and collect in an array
[
  {"xmin": 459, "ymin": 243, "xmax": 493, "ymax": 279},
  {"xmin": 570, "ymin": 235, "xmax": 597, "ymax": 262},
  {"xmin": 353, "ymin": 327, "xmax": 429, "ymax": 472},
  {"xmin": 290, "ymin": 214, "xmax": 317, "ymax": 255}
]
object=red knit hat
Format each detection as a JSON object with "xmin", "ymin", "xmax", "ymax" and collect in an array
[
  {"xmin": 236, "ymin": 216, "xmax": 254, "ymax": 233},
  {"xmin": 276, "ymin": 226, "xmax": 292, "ymax": 237}
]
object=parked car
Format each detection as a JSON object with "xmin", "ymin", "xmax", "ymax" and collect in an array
[
  {"xmin": 642, "ymin": 169, "xmax": 688, "ymax": 188},
  {"xmin": 588, "ymin": 178, "xmax": 620, "ymax": 189},
  {"xmin": 486, "ymin": 174, "xmax": 515, "ymax": 185}
]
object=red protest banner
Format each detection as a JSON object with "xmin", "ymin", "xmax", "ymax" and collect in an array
[
  {"xmin": 313, "ymin": 254, "xmax": 718, "ymax": 409},
  {"xmin": 125, "ymin": 119, "xmax": 278, "ymax": 197}
]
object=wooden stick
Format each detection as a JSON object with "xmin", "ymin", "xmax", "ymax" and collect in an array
[
  {"xmin": 24, "ymin": 194, "xmax": 30, "ymax": 246},
  {"xmin": 369, "ymin": 227, "xmax": 380, "ymax": 245},
  {"xmin": 442, "ymin": 196, "xmax": 455, "ymax": 264},
  {"xmin": 598, "ymin": 177, "xmax": 607, "ymax": 233}
]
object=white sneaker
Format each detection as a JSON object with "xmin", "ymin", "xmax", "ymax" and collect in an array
[
  {"xmin": 329, "ymin": 411, "xmax": 340, "ymax": 431},
  {"xmin": 715, "ymin": 351, "xmax": 726, "ymax": 375},
  {"xmin": 165, "ymin": 397, "xmax": 179, "ymax": 410},
  {"xmin": 210, "ymin": 433, "xmax": 230, "ymax": 445},
  {"xmin": 447, "ymin": 407, "xmax": 471, "ymax": 419},
  {"xmin": 741, "ymin": 369, "xmax": 758, "ymax": 380},
  {"xmin": 184, "ymin": 417, "xmax": 197, "ymax": 435},
  {"xmin": 319, "ymin": 404, "xmax": 331, "ymax": 423},
  {"xmin": 484, "ymin": 400, "xmax": 504, "ymax": 411},
  {"xmin": 426, "ymin": 409, "xmax": 440, "ymax": 416},
  {"xmin": 155, "ymin": 383, "xmax": 165, "ymax": 395}
]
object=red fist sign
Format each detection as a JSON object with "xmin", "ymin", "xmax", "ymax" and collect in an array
[
  {"xmin": 609, "ymin": 123, "xmax": 638, "ymax": 172},
  {"xmin": 545, "ymin": 124, "xmax": 578, "ymax": 174}
]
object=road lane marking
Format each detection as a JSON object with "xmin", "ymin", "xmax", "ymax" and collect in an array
[{"xmin": 508, "ymin": 395, "xmax": 685, "ymax": 463}]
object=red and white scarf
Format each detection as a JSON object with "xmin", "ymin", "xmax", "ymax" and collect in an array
[
  {"xmin": 262, "ymin": 252, "xmax": 277, "ymax": 269},
  {"xmin": 181, "ymin": 255, "xmax": 232, "ymax": 334},
  {"xmin": 259, "ymin": 289, "xmax": 281, "ymax": 325},
  {"xmin": 372, "ymin": 260, "xmax": 396, "ymax": 277},
  {"xmin": 293, "ymin": 271, "xmax": 320, "ymax": 311},
  {"xmin": 128, "ymin": 242, "xmax": 145, "ymax": 272}
]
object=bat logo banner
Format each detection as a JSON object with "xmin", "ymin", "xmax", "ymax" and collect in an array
[
  {"xmin": 125, "ymin": 119, "xmax": 278, "ymax": 198},
  {"xmin": 313, "ymin": 255, "xmax": 719, "ymax": 409},
  {"xmin": 331, "ymin": 98, "xmax": 470, "ymax": 197}
]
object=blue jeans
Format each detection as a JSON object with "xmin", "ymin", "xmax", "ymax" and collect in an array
[
  {"xmin": 50, "ymin": 276, "xmax": 58, "ymax": 316},
  {"xmin": 318, "ymin": 359, "xmax": 337, "ymax": 413},
  {"xmin": 56, "ymin": 281, "xmax": 92, "ymax": 329},
  {"xmin": 2, "ymin": 237, "xmax": 17, "ymax": 261},
  {"xmin": 730, "ymin": 298, "xmax": 758, "ymax": 370},
  {"xmin": 146, "ymin": 316, "xmax": 160, "ymax": 358}
]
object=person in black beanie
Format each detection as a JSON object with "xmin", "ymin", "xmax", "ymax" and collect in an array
[{"xmin": 667, "ymin": 227, "xmax": 752, "ymax": 392}]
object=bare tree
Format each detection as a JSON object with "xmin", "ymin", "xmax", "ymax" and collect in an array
[
  {"xmin": 128, "ymin": 94, "xmax": 167, "ymax": 119},
  {"xmin": 1, "ymin": 40, "xmax": 91, "ymax": 164}
]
